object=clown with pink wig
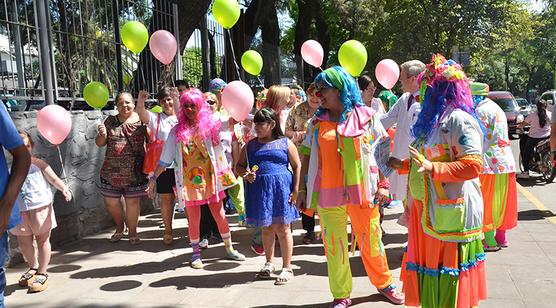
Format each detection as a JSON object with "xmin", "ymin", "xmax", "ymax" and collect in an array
[
  {"xmin": 147, "ymin": 88, "xmax": 245, "ymax": 269},
  {"xmin": 400, "ymin": 55, "xmax": 487, "ymax": 307}
]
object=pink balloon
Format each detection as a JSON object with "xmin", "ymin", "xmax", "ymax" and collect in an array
[
  {"xmin": 149, "ymin": 30, "xmax": 177, "ymax": 65},
  {"xmin": 301, "ymin": 40, "xmax": 324, "ymax": 68},
  {"xmin": 375, "ymin": 59, "xmax": 400, "ymax": 90},
  {"xmin": 221, "ymin": 81, "xmax": 254, "ymax": 122},
  {"xmin": 37, "ymin": 105, "xmax": 72, "ymax": 145}
]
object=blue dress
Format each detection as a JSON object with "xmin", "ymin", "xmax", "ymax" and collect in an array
[{"xmin": 245, "ymin": 137, "xmax": 299, "ymax": 227}]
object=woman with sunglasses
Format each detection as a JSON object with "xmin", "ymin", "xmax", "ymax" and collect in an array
[
  {"xmin": 297, "ymin": 66, "xmax": 404, "ymax": 307},
  {"xmin": 147, "ymin": 88, "xmax": 245, "ymax": 269}
]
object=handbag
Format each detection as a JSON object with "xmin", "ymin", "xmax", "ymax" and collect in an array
[{"xmin": 143, "ymin": 114, "xmax": 165, "ymax": 175}]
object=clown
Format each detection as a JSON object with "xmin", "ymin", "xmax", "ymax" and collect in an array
[
  {"xmin": 297, "ymin": 66, "xmax": 404, "ymax": 308},
  {"xmin": 401, "ymin": 55, "xmax": 487, "ymax": 308},
  {"xmin": 471, "ymin": 82, "xmax": 517, "ymax": 251},
  {"xmin": 147, "ymin": 88, "xmax": 245, "ymax": 269}
]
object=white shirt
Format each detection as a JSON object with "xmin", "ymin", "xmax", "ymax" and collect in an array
[
  {"xmin": 148, "ymin": 111, "xmax": 178, "ymax": 142},
  {"xmin": 380, "ymin": 92, "xmax": 421, "ymax": 159},
  {"xmin": 19, "ymin": 164, "xmax": 53, "ymax": 211}
]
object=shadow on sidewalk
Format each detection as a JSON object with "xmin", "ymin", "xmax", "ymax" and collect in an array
[
  {"xmin": 518, "ymin": 209, "xmax": 556, "ymax": 221},
  {"xmin": 249, "ymin": 293, "xmax": 390, "ymax": 308}
]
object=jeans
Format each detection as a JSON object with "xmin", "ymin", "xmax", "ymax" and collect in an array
[
  {"xmin": 0, "ymin": 232, "xmax": 8, "ymax": 308},
  {"xmin": 0, "ymin": 267, "xmax": 5, "ymax": 308}
]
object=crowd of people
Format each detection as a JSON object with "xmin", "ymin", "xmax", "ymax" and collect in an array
[{"xmin": 0, "ymin": 54, "xmax": 527, "ymax": 308}]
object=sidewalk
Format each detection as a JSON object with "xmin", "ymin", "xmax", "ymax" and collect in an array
[{"xmin": 5, "ymin": 190, "xmax": 556, "ymax": 308}]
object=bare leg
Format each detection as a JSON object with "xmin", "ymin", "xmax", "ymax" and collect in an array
[
  {"xmin": 35, "ymin": 231, "xmax": 52, "ymax": 274},
  {"xmin": 104, "ymin": 197, "xmax": 125, "ymax": 234},
  {"xmin": 275, "ymin": 224, "xmax": 293, "ymax": 269},
  {"xmin": 17, "ymin": 235, "xmax": 38, "ymax": 269},
  {"xmin": 262, "ymin": 226, "xmax": 276, "ymax": 263},
  {"xmin": 124, "ymin": 197, "xmax": 141, "ymax": 238},
  {"xmin": 159, "ymin": 193, "xmax": 175, "ymax": 236}
]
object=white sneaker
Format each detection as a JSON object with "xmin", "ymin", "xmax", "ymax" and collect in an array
[
  {"xmin": 199, "ymin": 238, "xmax": 209, "ymax": 249},
  {"xmin": 517, "ymin": 172, "xmax": 530, "ymax": 179}
]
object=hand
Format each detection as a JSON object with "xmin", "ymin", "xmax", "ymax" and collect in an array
[
  {"xmin": 0, "ymin": 196, "xmax": 16, "ymax": 234},
  {"xmin": 294, "ymin": 131, "xmax": 305, "ymax": 143},
  {"xmin": 296, "ymin": 191, "xmax": 307, "ymax": 211},
  {"xmin": 245, "ymin": 171, "xmax": 256, "ymax": 183},
  {"xmin": 375, "ymin": 187, "xmax": 389, "ymax": 204},
  {"xmin": 388, "ymin": 157, "xmax": 403, "ymax": 169},
  {"xmin": 408, "ymin": 145, "xmax": 433, "ymax": 173},
  {"xmin": 98, "ymin": 124, "xmax": 107, "ymax": 138},
  {"xmin": 138, "ymin": 90, "xmax": 150, "ymax": 102},
  {"xmin": 146, "ymin": 179, "xmax": 156, "ymax": 199},
  {"xmin": 289, "ymin": 189, "xmax": 299, "ymax": 206},
  {"xmin": 62, "ymin": 188, "xmax": 72, "ymax": 202}
]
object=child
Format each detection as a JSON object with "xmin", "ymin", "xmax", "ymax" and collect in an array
[
  {"xmin": 237, "ymin": 108, "xmax": 301, "ymax": 285},
  {"xmin": 11, "ymin": 132, "xmax": 72, "ymax": 292}
]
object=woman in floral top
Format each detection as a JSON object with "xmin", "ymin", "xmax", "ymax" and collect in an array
[{"xmin": 96, "ymin": 92, "xmax": 148, "ymax": 245}]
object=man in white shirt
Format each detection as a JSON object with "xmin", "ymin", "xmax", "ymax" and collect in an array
[{"xmin": 380, "ymin": 60, "xmax": 426, "ymax": 211}]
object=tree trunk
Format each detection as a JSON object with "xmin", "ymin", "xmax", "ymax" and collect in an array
[
  {"xmin": 244, "ymin": 0, "xmax": 278, "ymax": 46},
  {"xmin": 177, "ymin": 0, "xmax": 212, "ymax": 51},
  {"xmin": 314, "ymin": 0, "xmax": 331, "ymax": 77},
  {"xmin": 294, "ymin": 0, "xmax": 314, "ymax": 88},
  {"xmin": 261, "ymin": 8, "xmax": 281, "ymax": 87}
]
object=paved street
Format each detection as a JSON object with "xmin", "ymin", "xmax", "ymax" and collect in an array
[{"xmin": 4, "ymin": 139, "xmax": 556, "ymax": 308}]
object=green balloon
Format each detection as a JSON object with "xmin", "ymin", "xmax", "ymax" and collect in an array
[
  {"xmin": 120, "ymin": 21, "xmax": 149, "ymax": 54},
  {"xmin": 83, "ymin": 82, "xmax": 109, "ymax": 109},
  {"xmin": 150, "ymin": 105, "xmax": 163, "ymax": 113},
  {"xmin": 241, "ymin": 50, "xmax": 263, "ymax": 76},
  {"xmin": 212, "ymin": 0, "xmax": 240, "ymax": 29},
  {"xmin": 338, "ymin": 40, "xmax": 367, "ymax": 77}
]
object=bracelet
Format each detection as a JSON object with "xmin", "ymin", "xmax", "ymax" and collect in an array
[
  {"xmin": 377, "ymin": 180, "xmax": 390, "ymax": 190},
  {"xmin": 148, "ymin": 173, "xmax": 157, "ymax": 182},
  {"xmin": 298, "ymin": 189, "xmax": 307, "ymax": 193}
]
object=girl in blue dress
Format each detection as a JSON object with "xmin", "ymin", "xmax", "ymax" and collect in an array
[{"xmin": 237, "ymin": 108, "xmax": 301, "ymax": 285}]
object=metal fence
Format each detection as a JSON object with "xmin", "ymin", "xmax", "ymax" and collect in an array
[{"xmin": 0, "ymin": 0, "xmax": 179, "ymax": 110}]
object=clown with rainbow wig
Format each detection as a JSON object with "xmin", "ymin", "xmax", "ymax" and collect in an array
[
  {"xmin": 401, "ymin": 55, "xmax": 487, "ymax": 307},
  {"xmin": 150, "ymin": 88, "xmax": 246, "ymax": 269},
  {"xmin": 297, "ymin": 66, "xmax": 404, "ymax": 307}
]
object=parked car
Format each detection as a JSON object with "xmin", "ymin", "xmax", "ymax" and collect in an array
[
  {"xmin": 538, "ymin": 90, "xmax": 556, "ymax": 113},
  {"xmin": 516, "ymin": 97, "xmax": 535, "ymax": 117},
  {"xmin": 487, "ymin": 91, "xmax": 524, "ymax": 135}
]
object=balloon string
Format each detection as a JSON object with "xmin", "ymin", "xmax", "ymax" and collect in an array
[
  {"xmin": 56, "ymin": 145, "xmax": 68, "ymax": 185},
  {"xmin": 256, "ymin": 76, "xmax": 264, "ymax": 88},
  {"xmin": 227, "ymin": 29, "xmax": 242, "ymax": 81}
]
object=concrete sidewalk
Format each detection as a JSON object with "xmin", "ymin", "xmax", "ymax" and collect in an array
[{"xmin": 5, "ymin": 189, "xmax": 556, "ymax": 308}]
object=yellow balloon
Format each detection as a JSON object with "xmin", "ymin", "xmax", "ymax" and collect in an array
[
  {"xmin": 241, "ymin": 50, "xmax": 263, "ymax": 76},
  {"xmin": 338, "ymin": 40, "xmax": 368, "ymax": 77},
  {"xmin": 120, "ymin": 21, "xmax": 149, "ymax": 54},
  {"xmin": 212, "ymin": 0, "xmax": 240, "ymax": 29}
]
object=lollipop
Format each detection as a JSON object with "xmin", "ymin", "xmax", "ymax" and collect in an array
[{"xmin": 251, "ymin": 165, "xmax": 259, "ymax": 172}]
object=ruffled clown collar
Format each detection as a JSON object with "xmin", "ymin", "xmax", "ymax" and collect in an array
[{"xmin": 315, "ymin": 105, "xmax": 376, "ymax": 137}]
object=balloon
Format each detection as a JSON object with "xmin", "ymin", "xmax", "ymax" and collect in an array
[
  {"xmin": 212, "ymin": 0, "xmax": 240, "ymax": 29},
  {"xmin": 149, "ymin": 30, "xmax": 177, "ymax": 65},
  {"xmin": 150, "ymin": 105, "xmax": 163, "ymax": 113},
  {"xmin": 375, "ymin": 59, "xmax": 400, "ymax": 90},
  {"xmin": 221, "ymin": 80, "xmax": 254, "ymax": 122},
  {"xmin": 83, "ymin": 82, "xmax": 110, "ymax": 109},
  {"xmin": 301, "ymin": 40, "xmax": 324, "ymax": 68},
  {"xmin": 338, "ymin": 40, "xmax": 367, "ymax": 77},
  {"xmin": 120, "ymin": 21, "xmax": 149, "ymax": 54},
  {"xmin": 37, "ymin": 105, "xmax": 72, "ymax": 146},
  {"xmin": 241, "ymin": 50, "xmax": 263, "ymax": 76}
]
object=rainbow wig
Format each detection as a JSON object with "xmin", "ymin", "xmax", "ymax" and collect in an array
[
  {"xmin": 175, "ymin": 88, "xmax": 221, "ymax": 145},
  {"xmin": 412, "ymin": 54, "xmax": 484, "ymax": 141},
  {"xmin": 313, "ymin": 66, "xmax": 365, "ymax": 123}
]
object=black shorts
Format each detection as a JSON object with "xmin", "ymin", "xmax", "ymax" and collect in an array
[{"xmin": 156, "ymin": 169, "xmax": 176, "ymax": 194}]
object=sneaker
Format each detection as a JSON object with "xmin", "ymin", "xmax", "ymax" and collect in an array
[
  {"xmin": 330, "ymin": 298, "xmax": 352, "ymax": 308},
  {"xmin": 227, "ymin": 249, "xmax": 246, "ymax": 261},
  {"xmin": 517, "ymin": 172, "xmax": 530, "ymax": 179},
  {"xmin": 497, "ymin": 240, "xmax": 509, "ymax": 248},
  {"xmin": 303, "ymin": 232, "xmax": 316, "ymax": 244},
  {"xmin": 199, "ymin": 238, "xmax": 209, "ymax": 249},
  {"xmin": 378, "ymin": 284, "xmax": 405, "ymax": 305},
  {"xmin": 191, "ymin": 258, "xmax": 204, "ymax": 269},
  {"xmin": 251, "ymin": 244, "xmax": 265, "ymax": 256}
]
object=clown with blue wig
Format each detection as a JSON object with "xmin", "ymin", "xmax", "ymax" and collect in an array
[
  {"xmin": 297, "ymin": 66, "xmax": 405, "ymax": 307},
  {"xmin": 401, "ymin": 55, "xmax": 487, "ymax": 308}
]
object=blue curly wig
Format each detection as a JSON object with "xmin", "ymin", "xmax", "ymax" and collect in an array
[{"xmin": 313, "ymin": 66, "xmax": 365, "ymax": 123}]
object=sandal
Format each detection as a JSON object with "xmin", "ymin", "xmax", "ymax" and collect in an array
[
  {"xmin": 109, "ymin": 232, "xmax": 124, "ymax": 243},
  {"xmin": 129, "ymin": 237, "xmax": 141, "ymax": 246},
  {"xmin": 18, "ymin": 268, "xmax": 37, "ymax": 287},
  {"xmin": 274, "ymin": 268, "xmax": 293, "ymax": 285},
  {"xmin": 29, "ymin": 273, "xmax": 48, "ymax": 293},
  {"xmin": 257, "ymin": 262, "xmax": 276, "ymax": 279},
  {"xmin": 162, "ymin": 234, "xmax": 173, "ymax": 246}
]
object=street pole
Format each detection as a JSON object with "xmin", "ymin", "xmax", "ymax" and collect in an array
[{"xmin": 34, "ymin": 0, "xmax": 55, "ymax": 105}]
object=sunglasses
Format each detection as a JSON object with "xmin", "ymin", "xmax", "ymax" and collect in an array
[{"xmin": 207, "ymin": 100, "xmax": 216, "ymax": 105}]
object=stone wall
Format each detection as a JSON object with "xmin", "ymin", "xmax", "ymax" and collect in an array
[{"xmin": 7, "ymin": 110, "xmax": 153, "ymax": 265}]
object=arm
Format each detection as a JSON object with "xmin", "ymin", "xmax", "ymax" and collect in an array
[
  {"xmin": 380, "ymin": 96, "xmax": 402, "ymax": 130},
  {"xmin": 296, "ymin": 155, "xmax": 310, "ymax": 210},
  {"xmin": 287, "ymin": 139, "xmax": 302, "ymax": 204},
  {"xmin": 431, "ymin": 155, "xmax": 484, "ymax": 182},
  {"xmin": 235, "ymin": 143, "xmax": 256, "ymax": 183},
  {"xmin": 95, "ymin": 123, "xmax": 107, "ymax": 147},
  {"xmin": 0, "ymin": 146, "xmax": 30, "ymax": 233},
  {"xmin": 34, "ymin": 158, "xmax": 72, "ymax": 202},
  {"xmin": 137, "ymin": 90, "xmax": 151, "ymax": 125}
]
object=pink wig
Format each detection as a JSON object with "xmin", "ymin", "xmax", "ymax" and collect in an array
[{"xmin": 175, "ymin": 88, "xmax": 221, "ymax": 145}]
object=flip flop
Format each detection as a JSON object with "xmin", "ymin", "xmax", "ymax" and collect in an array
[{"xmin": 109, "ymin": 232, "xmax": 124, "ymax": 243}]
